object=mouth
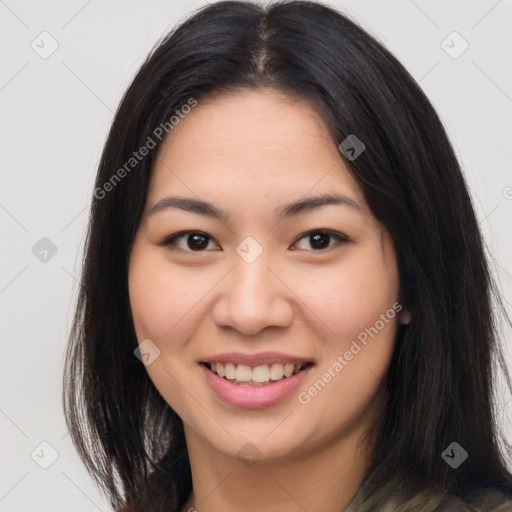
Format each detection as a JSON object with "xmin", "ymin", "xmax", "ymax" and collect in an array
[{"xmin": 200, "ymin": 361, "xmax": 315, "ymax": 387}]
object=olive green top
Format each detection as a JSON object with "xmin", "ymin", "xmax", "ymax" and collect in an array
[{"xmin": 343, "ymin": 471, "xmax": 512, "ymax": 511}]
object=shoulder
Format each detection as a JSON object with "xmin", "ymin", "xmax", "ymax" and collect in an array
[
  {"xmin": 391, "ymin": 487, "xmax": 511, "ymax": 512},
  {"xmin": 401, "ymin": 485, "xmax": 512, "ymax": 512},
  {"xmin": 344, "ymin": 474, "xmax": 512, "ymax": 512},
  {"xmin": 460, "ymin": 487, "xmax": 512, "ymax": 512}
]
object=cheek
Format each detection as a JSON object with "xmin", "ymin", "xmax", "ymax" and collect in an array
[
  {"xmin": 297, "ymin": 249, "xmax": 398, "ymax": 386},
  {"xmin": 294, "ymin": 246, "xmax": 400, "ymax": 427},
  {"xmin": 128, "ymin": 249, "xmax": 215, "ymax": 345},
  {"xmin": 128, "ymin": 249, "xmax": 222, "ymax": 429},
  {"xmin": 128, "ymin": 247, "xmax": 181, "ymax": 342},
  {"xmin": 297, "ymin": 248, "xmax": 400, "ymax": 344}
]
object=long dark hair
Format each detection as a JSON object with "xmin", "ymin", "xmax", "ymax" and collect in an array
[{"xmin": 62, "ymin": 1, "xmax": 512, "ymax": 510}]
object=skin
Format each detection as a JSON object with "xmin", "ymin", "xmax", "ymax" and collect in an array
[{"xmin": 128, "ymin": 88, "xmax": 411, "ymax": 512}]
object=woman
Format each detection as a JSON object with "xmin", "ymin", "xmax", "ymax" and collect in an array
[{"xmin": 63, "ymin": 1, "xmax": 512, "ymax": 511}]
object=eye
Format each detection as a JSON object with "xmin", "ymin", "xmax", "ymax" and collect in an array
[
  {"xmin": 160, "ymin": 231, "xmax": 219, "ymax": 252},
  {"xmin": 160, "ymin": 229, "xmax": 350, "ymax": 253},
  {"xmin": 292, "ymin": 229, "xmax": 350, "ymax": 251}
]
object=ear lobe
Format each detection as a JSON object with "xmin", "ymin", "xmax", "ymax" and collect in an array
[{"xmin": 399, "ymin": 309, "xmax": 412, "ymax": 325}]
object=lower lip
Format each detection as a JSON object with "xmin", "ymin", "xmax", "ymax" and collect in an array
[{"xmin": 200, "ymin": 363, "xmax": 313, "ymax": 409}]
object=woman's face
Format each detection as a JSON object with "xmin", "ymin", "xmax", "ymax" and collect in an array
[{"xmin": 128, "ymin": 88, "xmax": 409, "ymax": 463}]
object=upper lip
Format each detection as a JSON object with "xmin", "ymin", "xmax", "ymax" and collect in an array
[{"xmin": 200, "ymin": 352, "xmax": 314, "ymax": 367}]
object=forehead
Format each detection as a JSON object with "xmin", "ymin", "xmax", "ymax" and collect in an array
[{"xmin": 147, "ymin": 88, "xmax": 367, "ymax": 211}]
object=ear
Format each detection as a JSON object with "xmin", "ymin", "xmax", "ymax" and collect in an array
[{"xmin": 398, "ymin": 309, "xmax": 412, "ymax": 325}]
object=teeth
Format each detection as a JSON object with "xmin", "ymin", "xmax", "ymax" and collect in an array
[
  {"xmin": 252, "ymin": 364, "xmax": 270, "ymax": 383},
  {"xmin": 215, "ymin": 362, "xmax": 225, "ymax": 378},
  {"xmin": 208, "ymin": 362, "xmax": 308, "ymax": 383},
  {"xmin": 235, "ymin": 364, "xmax": 252, "ymax": 382},
  {"xmin": 284, "ymin": 363, "xmax": 294, "ymax": 377},
  {"xmin": 269, "ymin": 363, "xmax": 284, "ymax": 380},
  {"xmin": 224, "ymin": 363, "xmax": 236, "ymax": 380}
]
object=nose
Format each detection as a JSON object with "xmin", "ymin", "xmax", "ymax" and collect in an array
[{"xmin": 212, "ymin": 252, "xmax": 294, "ymax": 336}]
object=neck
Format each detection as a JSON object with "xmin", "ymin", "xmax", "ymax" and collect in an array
[{"xmin": 180, "ymin": 422, "xmax": 376, "ymax": 512}]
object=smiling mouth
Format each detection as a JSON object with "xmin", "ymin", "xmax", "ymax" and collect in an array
[{"xmin": 201, "ymin": 361, "xmax": 314, "ymax": 386}]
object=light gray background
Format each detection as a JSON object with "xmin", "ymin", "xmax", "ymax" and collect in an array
[{"xmin": 1, "ymin": 0, "xmax": 511, "ymax": 510}]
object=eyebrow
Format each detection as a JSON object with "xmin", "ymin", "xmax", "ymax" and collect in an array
[{"xmin": 144, "ymin": 192, "xmax": 365, "ymax": 223}]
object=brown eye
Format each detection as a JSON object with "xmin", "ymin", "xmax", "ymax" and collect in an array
[
  {"xmin": 293, "ymin": 230, "xmax": 350, "ymax": 251},
  {"xmin": 161, "ymin": 231, "xmax": 218, "ymax": 252}
]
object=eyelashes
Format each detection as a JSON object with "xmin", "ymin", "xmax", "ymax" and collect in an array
[
  {"xmin": 159, "ymin": 229, "xmax": 351, "ymax": 253},
  {"xmin": 161, "ymin": 231, "xmax": 218, "ymax": 252}
]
